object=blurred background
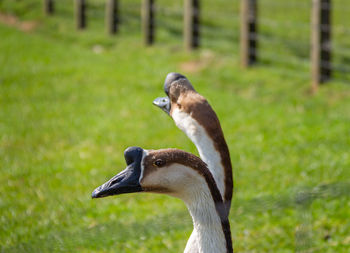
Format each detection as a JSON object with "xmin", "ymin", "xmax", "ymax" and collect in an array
[{"xmin": 0, "ymin": 0, "xmax": 349, "ymax": 252}]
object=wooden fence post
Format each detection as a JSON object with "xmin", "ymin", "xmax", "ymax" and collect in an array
[
  {"xmin": 311, "ymin": 0, "xmax": 331, "ymax": 91},
  {"xmin": 184, "ymin": 0, "xmax": 200, "ymax": 50},
  {"xmin": 240, "ymin": 0, "xmax": 258, "ymax": 67},
  {"xmin": 75, "ymin": 0, "xmax": 86, "ymax": 30},
  {"xmin": 142, "ymin": 0, "xmax": 155, "ymax": 45},
  {"xmin": 43, "ymin": 0, "xmax": 54, "ymax": 15},
  {"xmin": 106, "ymin": 0, "xmax": 118, "ymax": 35}
]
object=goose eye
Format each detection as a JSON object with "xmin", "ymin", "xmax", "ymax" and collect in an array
[{"xmin": 154, "ymin": 159, "xmax": 165, "ymax": 167}]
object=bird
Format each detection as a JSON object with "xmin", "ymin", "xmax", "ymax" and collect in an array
[
  {"xmin": 92, "ymin": 146, "xmax": 233, "ymax": 253},
  {"xmin": 153, "ymin": 73, "xmax": 233, "ymax": 216}
]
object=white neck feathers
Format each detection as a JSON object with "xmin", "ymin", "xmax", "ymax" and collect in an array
[
  {"xmin": 182, "ymin": 175, "xmax": 228, "ymax": 253},
  {"xmin": 172, "ymin": 109, "xmax": 226, "ymax": 201}
]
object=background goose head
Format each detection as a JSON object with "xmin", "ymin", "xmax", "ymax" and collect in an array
[
  {"xmin": 153, "ymin": 72, "xmax": 198, "ymax": 116},
  {"xmin": 152, "ymin": 72, "xmax": 221, "ymax": 139}
]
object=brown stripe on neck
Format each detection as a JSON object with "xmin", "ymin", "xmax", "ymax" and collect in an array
[
  {"xmin": 143, "ymin": 149, "xmax": 233, "ymax": 253},
  {"xmin": 175, "ymin": 91, "xmax": 234, "ymax": 212}
]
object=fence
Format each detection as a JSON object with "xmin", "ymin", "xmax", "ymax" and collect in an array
[{"xmin": 42, "ymin": 0, "xmax": 350, "ymax": 90}]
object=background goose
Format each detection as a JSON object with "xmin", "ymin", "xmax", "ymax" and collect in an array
[
  {"xmin": 153, "ymin": 73, "xmax": 233, "ymax": 215},
  {"xmin": 92, "ymin": 147, "xmax": 233, "ymax": 253}
]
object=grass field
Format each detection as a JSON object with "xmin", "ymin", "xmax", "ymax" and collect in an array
[{"xmin": 1, "ymin": 0, "xmax": 350, "ymax": 252}]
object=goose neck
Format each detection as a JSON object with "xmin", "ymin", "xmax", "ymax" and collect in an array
[{"xmin": 183, "ymin": 191, "xmax": 232, "ymax": 253}]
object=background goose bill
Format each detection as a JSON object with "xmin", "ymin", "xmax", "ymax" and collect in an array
[
  {"xmin": 153, "ymin": 96, "xmax": 171, "ymax": 115},
  {"xmin": 91, "ymin": 147, "xmax": 144, "ymax": 198}
]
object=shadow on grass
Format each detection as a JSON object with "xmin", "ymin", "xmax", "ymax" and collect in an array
[
  {"xmin": 234, "ymin": 181, "xmax": 350, "ymax": 253},
  {"xmin": 3, "ymin": 209, "xmax": 190, "ymax": 252},
  {"xmin": 235, "ymin": 181, "xmax": 350, "ymax": 214},
  {"xmin": 3, "ymin": 182, "xmax": 349, "ymax": 252}
]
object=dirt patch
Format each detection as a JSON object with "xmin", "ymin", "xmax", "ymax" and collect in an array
[
  {"xmin": 179, "ymin": 60, "xmax": 204, "ymax": 73},
  {"xmin": 179, "ymin": 50, "xmax": 215, "ymax": 73},
  {"xmin": 0, "ymin": 13, "xmax": 38, "ymax": 32}
]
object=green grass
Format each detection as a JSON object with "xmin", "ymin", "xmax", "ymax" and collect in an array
[{"xmin": 0, "ymin": 0, "xmax": 350, "ymax": 252}]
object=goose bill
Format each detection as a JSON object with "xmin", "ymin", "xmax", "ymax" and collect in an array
[
  {"xmin": 91, "ymin": 164, "xmax": 143, "ymax": 198},
  {"xmin": 153, "ymin": 96, "xmax": 171, "ymax": 115}
]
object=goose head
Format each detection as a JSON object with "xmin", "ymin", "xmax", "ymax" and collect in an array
[
  {"xmin": 92, "ymin": 147, "xmax": 233, "ymax": 253},
  {"xmin": 91, "ymin": 146, "xmax": 222, "ymax": 203},
  {"xmin": 153, "ymin": 72, "xmax": 198, "ymax": 116}
]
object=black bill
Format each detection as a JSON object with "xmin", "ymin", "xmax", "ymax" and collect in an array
[{"xmin": 92, "ymin": 147, "xmax": 144, "ymax": 198}]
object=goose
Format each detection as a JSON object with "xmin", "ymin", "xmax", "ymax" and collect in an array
[
  {"xmin": 153, "ymin": 73, "xmax": 233, "ymax": 216},
  {"xmin": 92, "ymin": 146, "xmax": 233, "ymax": 253}
]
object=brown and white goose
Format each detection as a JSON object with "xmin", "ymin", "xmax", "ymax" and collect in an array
[
  {"xmin": 92, "ymin": 146, "xmax": 233, "ymax": 253},
  {"xmin": 153, "ymin": 73, "xmax": 233, "ymax": 216}
]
